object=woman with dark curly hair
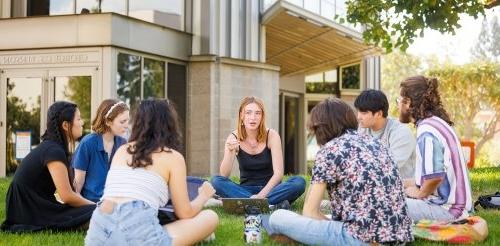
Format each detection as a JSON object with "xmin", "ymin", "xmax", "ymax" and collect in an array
[
  {"xmin": 1, "ymin": 101, "xmax": 95, "ymax": 232},
  {"xmin": 398, "ymin": 75, "xmax": 472, "ymax": 222},
  {"xmin": 85, "ymin": 99, "xmax": 218, "ymax": 245}
]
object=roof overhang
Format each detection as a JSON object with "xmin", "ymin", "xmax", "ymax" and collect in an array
[{"xmin": 262, "ymin": 1, "xmax": 381, "ymax": 76}]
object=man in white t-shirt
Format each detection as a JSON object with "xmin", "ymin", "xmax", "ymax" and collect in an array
[{"xmin": 355, "ymin": 89, "xmax": 416, "ymax": 179}]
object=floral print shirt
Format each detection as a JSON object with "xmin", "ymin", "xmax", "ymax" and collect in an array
[{"xmin": 311, "ymin": 130, "xmax": 413, "ymax": 243}]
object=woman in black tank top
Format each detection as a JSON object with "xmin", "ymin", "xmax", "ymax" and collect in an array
[{"xmin": 211, "ymin": 97, "xmax": 305, "ymax": 205}]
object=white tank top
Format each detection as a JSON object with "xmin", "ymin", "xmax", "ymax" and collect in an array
[{"xmin": 102, "ymin": 166, "xmax": 169, "ymax": 209}]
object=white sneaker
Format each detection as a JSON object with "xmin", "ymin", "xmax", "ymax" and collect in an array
[{"xmin": 203, "ymin": 232, "xmax": 216, "ymax": 242}]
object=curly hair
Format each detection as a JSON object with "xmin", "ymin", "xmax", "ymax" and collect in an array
[
  {"xmin": 400, "ymin": 75, "xmax": 454, "ymax": 126},
  {"xmin": 92, "ymin": 99, "xmax": 129, "ymax": 134},
  {"xmin": 127, "ymin": 99, "xmax": 182, "ymax": 168}
]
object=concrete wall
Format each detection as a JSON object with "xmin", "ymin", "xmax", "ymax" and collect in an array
[
  {"xmin": 187, "ymin": 56, "xmax": 280, "ymax": 176},
  {"xmin": 279, "ymin": 74, "xmax": 305, "ymax": 94},
  {"xmin": 0, "ymin": 13, "xmax": 191, "ymax": 61}
]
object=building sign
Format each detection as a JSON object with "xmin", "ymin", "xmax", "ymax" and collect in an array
[
  {"xmin": 15, "ymin": 131, "xmax": 32, "ymax": 159},
  {"xmin": 0, "ymin": 52, "xmax": 99, "ymax": 65}
]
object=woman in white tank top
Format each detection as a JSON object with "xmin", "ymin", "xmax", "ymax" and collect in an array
[{"xmin": 85, "ymin": 99, "xmax": 219, "ymax": 246}]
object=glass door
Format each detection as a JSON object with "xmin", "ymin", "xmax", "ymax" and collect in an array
[
  {"xmin": 0, "ymin": 69, "xmax": 48, "ymax": 176},
  {"xmin": 48, "ymin": 68, "xmax": 97, "ymax": 139},
  {"xmin": 1, "ymin": 68, "xmax": 96, "ymax": 176}
]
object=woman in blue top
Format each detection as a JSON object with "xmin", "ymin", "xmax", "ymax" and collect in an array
[
  {"xmin": 211, "ymin": 96, "xmax": 305, "ymax": 206},
  {"xmin": 72, "ymin": 99, "xmax": 130, "ymax": 202}
]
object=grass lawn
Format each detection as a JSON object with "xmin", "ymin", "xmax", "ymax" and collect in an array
[{"xmin": 0, "ymin": 167, "xmax": 498, "ymax": 245}]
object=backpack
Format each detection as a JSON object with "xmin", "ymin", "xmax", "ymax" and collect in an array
[
  {"xmin": 474, "ymin": 192, "xmax": 500, "ymax": 210},
  {"xmin": 158, "ymin": 176, "xmax": 207, "ymax": 225}
]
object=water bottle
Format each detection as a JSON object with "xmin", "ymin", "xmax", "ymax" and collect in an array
[{"xmin": 243, "ymin": 205, "xmax": 262, "ymax": 244}]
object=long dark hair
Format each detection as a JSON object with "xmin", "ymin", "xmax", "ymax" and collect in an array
[
  {"xmin": 400, "ymin": 75, "xmax": 454, "ymax": 126},
  {"xmin": 127, "ymin": 99, "xmax": 182, "ymax": 168},
  {"xmin": 41, "ymin": 101, "xmax": 79, "ymax": 157},
  {"xmin": 307, "ymin": 98, "xmax": 358, "ymax": 145}
]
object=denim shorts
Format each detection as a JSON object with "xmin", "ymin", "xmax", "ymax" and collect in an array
[{"xmin": 85, "ymin": 200, "xmax": 172, "ymax": 246}]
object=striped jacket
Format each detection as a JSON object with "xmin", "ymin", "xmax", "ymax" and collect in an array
[{"xmin": 415, "ymin": 116, "xmax": 473, "ymax": 218}]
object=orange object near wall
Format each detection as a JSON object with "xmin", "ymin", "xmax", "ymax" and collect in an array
[{"xmin": 461, "ymin": 141, "xmax": 475, "ymax": 169}]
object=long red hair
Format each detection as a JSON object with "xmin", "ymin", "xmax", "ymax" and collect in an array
[{"xmin": 236, "ymin": 96, "xmax": 267, "ymax": 143}]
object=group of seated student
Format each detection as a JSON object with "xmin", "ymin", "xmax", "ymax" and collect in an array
[
  {"xmin": 0, "ymin": 74, "xmax": 473, "ymax": 245},
  {"xmin": 1, "ymin": 99, "xmax": 218, "ymax": 245},
  {"xmin": 266, "ymin": 75, "xmax": 473, "ymax": 245}
]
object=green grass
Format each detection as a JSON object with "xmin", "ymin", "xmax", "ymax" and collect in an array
[{"xmin": 1, "ymin": 168, "xmax": 499, "ymax": 245}]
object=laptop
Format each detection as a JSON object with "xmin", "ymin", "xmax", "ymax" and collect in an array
[{"xmin": 221, "ymin": 198, "xmax": 269, "ymax": 214}]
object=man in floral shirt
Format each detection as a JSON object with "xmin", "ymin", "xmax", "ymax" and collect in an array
[{"xmin": 268, "ymin": 98, "xmax": 413, "ymax": 245}]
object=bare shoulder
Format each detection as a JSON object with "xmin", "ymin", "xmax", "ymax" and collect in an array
[
  {"xmin": 267, "ymin": 128, "xmax": 281, "ymax": 140},
  {"xmin": 115, "ymin": 144, "xmax": 131, "ymax": 154},
  {"xmin": 111, "ymin": 144, "xmax": 132, "ymax": 164},
  {"xmin": 154, "ymin": 148, "xmax": 186, "ymax": 170},
  {"xmin": 267, "ymin": 128, "xmax": 282, "ymax": 146}
]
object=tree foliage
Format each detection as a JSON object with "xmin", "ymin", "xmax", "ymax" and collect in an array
[
  {"xmin": 471, "ymin": 16, "xmax": 500, "ymax": 62},
  {"xmin": 381, "ymin": 50, "xmax": 423, "ymax": 116},
  {"xmin": 427, "ymin": 62, "xmax": 500, "ymax": 154},
  {"xmin": 342, "ymin": 0, "xmax": 485, "ymax": 52}
]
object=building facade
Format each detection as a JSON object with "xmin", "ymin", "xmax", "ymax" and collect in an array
[{"xmin": 0, "ymin": 0, "xmax": 380, "ymax": 177}]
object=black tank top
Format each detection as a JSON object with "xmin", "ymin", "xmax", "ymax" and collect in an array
[{"xmin": 232, "ymin": 130, "xmax": 273, "ymax": 186}]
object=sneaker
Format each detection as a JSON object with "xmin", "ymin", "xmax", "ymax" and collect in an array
[
  {"xmin": 203, "ymin": 232, "xmax": 216, "ymax": 242},
  {"xmin": 269, "ymin": 200, "xmax": 290, "ymax": 211}
]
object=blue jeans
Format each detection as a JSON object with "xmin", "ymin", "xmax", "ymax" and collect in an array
[
  {"xmin": 406, "ymin": 198, "xmax": 457, "ymax": 222},
  {"xmin": 85, "ymin": 200, "xmax": 172, "ymax": 246},
  {"xmin": 211, "ymin": 175, "xmax": 306, "ymax": 205},
  {"xmin": 268, "ymin": 209, "xmax": 368, "ymax": 246}
]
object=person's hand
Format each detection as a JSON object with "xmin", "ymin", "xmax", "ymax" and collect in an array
[
  {"xmin": 405, "ymin": 186, "xmax": 421, "ymax": 199},
  {"xmin": 198, "ymin": 181, "xmax": 216, "ymax": 200},
  {"xmin": 226, "ymin": 138, "xmax": 240, "ymax": 154}
]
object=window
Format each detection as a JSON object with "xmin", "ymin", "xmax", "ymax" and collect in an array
[
  {"xmin": 117, "ymin": 53, "xmax": 142, "ymax": 116},
  {"xmin": 22, "ymin": 0, "xmax": 184, "ymax": 29},
  {"xmin": 77, "ymin": 0, "xmax": 126, "ymax": 14},
  {"xmin": 167, "ymin": 63, "xmax": 187, "ymax": 155},
  {"xmin": 116, "ymin": 53, "xmax": 166, "ymax": 118},
  {"xmin": 143, "ymin": 58, "xmax": 165, "ymax": 99},
  {"xmin": 129, "ymin": 0, "xmax": 182, "ymax": 15},
  {"xmin": 305, "ymin": 69, "xmax": 338, "ymax": 94},
  {"xmin": 339, "ymin": 63, "xmax": 361, "ymax": 92}
]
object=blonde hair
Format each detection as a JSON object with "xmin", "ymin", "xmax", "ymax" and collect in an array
[
  {"xmin": 236, "ymin": 96, "xmax": 267, "ymax": 143},
  {"xmin": 92, "ymin": 99, "xmax": 129, "ymax": 134}
]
